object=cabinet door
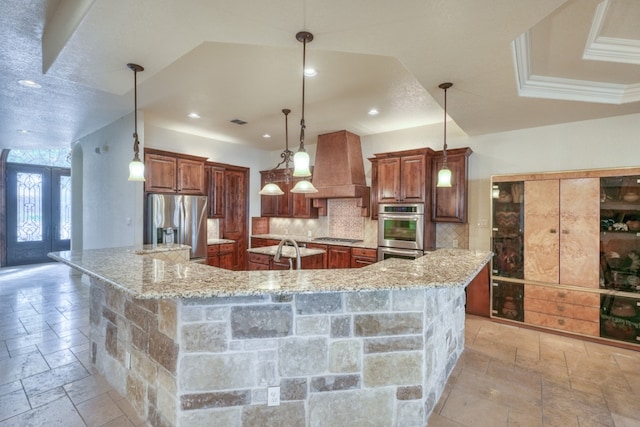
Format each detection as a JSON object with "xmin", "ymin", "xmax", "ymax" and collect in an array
[
  {"xmin": 219, "ymin": 243, "xmax": 236, "ymax": 270},
  {"xmin": 559, "ymin": 178, "xmax": 600, "ymax": 287},
  {"xmin": 306, "ymin": 243, "xmax": 328, "ymax": 269},
  {"xmin": 145, "ymin": 154, "xmax": 176, "ymax": 192},
  {"xmin": 400, "ymin": 155, "xmax": 425, "ymax": 203},
  {"xmin": 370, "ymin": 159, "xmax": 379, "ymax": 220},
  {"xmin": 276, "ymin": 180, "xmax": 293, "ymax": 217},
  {"xmin": 222, "ymin": 170, "xmax": 247, "ymax": 270},
  {"xmin": 260, "ymin": 172, "xmax": 278, "ymax": 217},
  {"xmin": 432, "ymin": 150, "xmax": 469, "ymax": 222},
  {"xmin": 524, "ymin": 180, "xmax": 560, "ymax": 283},
  {"xmin": 377, "ymin": 158, "xmax": 401, "ymax": 203},
  {"xmin": 177, "ymin": 158, "xmax": 205, "ymax": 194},
  {"xmin": 292, "ymin": 179, "xmax": 318, "ymax": 218},
  {"xmin": 327, "ymin": 246, "xmax": 351, "ymax": 269},
  {"xmin": 207, "ymin": 166, "xmax": 225, "ymax": 218}
]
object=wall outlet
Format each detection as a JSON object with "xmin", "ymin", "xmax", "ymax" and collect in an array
[
  {"xmin": 125, "ymin": 351, "xmax": 131, "ymax": 369},
  {"xmin": 477, "ymin": 219, "xmax": 489, "ymax": 228},
  {"xmin": 452, "ymin": 238, "xmax": 458, "ymax": 248},
  {"xmin": 267, "ymin": 386, "xmax": 280, "ymax": 406}
]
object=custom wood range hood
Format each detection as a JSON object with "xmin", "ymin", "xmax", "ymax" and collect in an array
[{"xmin": 308, "ymin": 130, "xmax": 370, "ymax": 215}]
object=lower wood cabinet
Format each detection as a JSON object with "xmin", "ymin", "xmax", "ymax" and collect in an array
[
  {"xmin": 251, "ymin": 237, "xmax": 281, "ymax": 248},
  {"xmin": 247, "ymin": 252, "xmax": 324, "ymax": 271},
  {"xmin": 465, "ymin": 264, "xmax": 490, "ymax": 317},
  {"xmin": 524, "ymin": 284, "xmax": 600, "ymax": 336},
  {"xmin": 327, "ymin": 246, "xmax": 351, "ymax": 269},
  {"xmin": 207, "ymin": 243, "xmax": 236, "ymax": 270},
  {"xmin": 350, "ymin": 248, "xmax": 377, "ymax": 268}
]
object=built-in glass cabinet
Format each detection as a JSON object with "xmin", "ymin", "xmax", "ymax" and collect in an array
[{"xmin": 491, "ymin": 170, "xmax": 640, "ymax": 348}]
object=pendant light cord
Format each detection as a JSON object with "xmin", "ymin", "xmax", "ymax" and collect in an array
[
  {"xmin": 133, "ymin": 67, "xmax": 139, "ymax": 160},
  {"xmin": 299, "ymin": 36, "xmax": 307, "ymax": 151},
  {"xmin": 438, "ymin": 82, "xmax": 453, "ymax": 164}
]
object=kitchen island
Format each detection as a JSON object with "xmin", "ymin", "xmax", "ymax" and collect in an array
[{"xmin": 49, "ymin": 246, "xmax": 491, "ymax": 427}]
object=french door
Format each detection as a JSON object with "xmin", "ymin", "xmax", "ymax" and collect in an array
[{"xmin": 6, "ymin": 164, "xmax": 71, "ymax": 265}]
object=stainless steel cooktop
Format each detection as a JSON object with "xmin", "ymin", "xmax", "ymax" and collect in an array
[{"xmin": 313, "ymin": 237, "xmax": 363, "ymax": 244}]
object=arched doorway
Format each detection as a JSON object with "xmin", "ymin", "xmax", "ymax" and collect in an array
[{"xmin": 2, "ymin": 149, "xmax": 71, "ymax": 266}]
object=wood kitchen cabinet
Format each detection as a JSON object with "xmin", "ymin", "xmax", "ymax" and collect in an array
[
  {"xmin": 491, "ymin": 167, "xmax": 640, "ymax": 350},
  {"xmin": 144, "ymin": 149, "xmax": 206, "ymax": 195},
  {"xmin": 205, "ymin": 164, "xmax": 225, "ymax": 218},
  {"xmin": 327, "ymin": 245, "xmax": 351, "ymax": 269},
  {"xmin": 250, "ymin": 237, "xmax": 280, "ymax": 248},
  {"xmin": 247, "ymin": 251, "xmax": 324, "ymax": 271},
  {"xmin": 431, "ymin": 147, "xmax": 472, "ymax": 223},
  {"xmin": 377, "ymin": 154, "xmax": 426, "ymax": 204},
  {"xmin": 350, "ymin": 247, "xmax": 377, "ymax": 268},
  {"xmin": 260, "ymin": 169, "xmax": 318, "ymax": 218},
  {"xmin": 466, "ymin": 264, "xmax": 490, "ymax": 317},
  {"xmin": 221, "ymin": 166, "xmax": 249, "ymax": 270},
  {"xmin": 207, "ymin": 242, "xmax": 236, "ymax": 270}
]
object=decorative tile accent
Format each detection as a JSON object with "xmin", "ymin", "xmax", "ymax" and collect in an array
[
  {"xmin": 328, "ymin": 199, "xmax": 364, "ymax": 240},
  {"xmin": 436, "ymin": 223, "xmax": 469, "ymax": 249}
]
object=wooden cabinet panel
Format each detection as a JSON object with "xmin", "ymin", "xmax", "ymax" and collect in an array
[
  {"xmin": 222, "ymin": 169, "xmax": 248, "ymax": 270},
  {"xmin": 466, "ymin": 264, "xmax": 490, "ymax": 317},
  {"xmin": 306, "ymin": 243, "xmax": 328, "ymax": 269},
  {"xmin": 218, "ymin": 242, "xmax": 236, "ymax": 270},
  {"xmin": 559, "ymin": 178, "xmax": 600, "ymax": 287},
  {"xmin": 206, "ymin": 165, "xmax": 225, "ymax": 218},
  {"xmin": 525, "ymin": 310, "xmax": 599, "ymax": 336},
  {"xmin": 431, "ymin": 148, "xmax": 471, "ymax": 223},
  {"xmin": 327, "ymin": 246, "xmax": 351, "ymax": 269},
  {"xmin": 260, "ymin": 170, "xmax": 318, "ymax": 218},
  {"xmin": 350, "ymin": 247, "xmax": 377, "ymax": 268},
  {"xmin": 377, "ymin": 158, "xmax": 401, "ymax": 203},
  {"xmin": 524, "ymin": 178, "xmax": 600, "ymax": 287},
  {"xmin": 525, "ymin": 284, "xmax": 600, "ymax": 307},
  {"xmin": 177, "ymin": 158, "xmax": 205, "ymax": 194},
  {"xmin": 400, "ymin": 155, "xmax": 425, "ymax": 203},
  {"xmin": 145, "ymin": 154, "xmax": 176, "ymax": 192},
  {"xmin": 370, "ymin": 159, "xmax": 379, "ymax": 220},
  {"xmin": 524, "ymin": 179, "xmax": 560, "ymax": 283}
]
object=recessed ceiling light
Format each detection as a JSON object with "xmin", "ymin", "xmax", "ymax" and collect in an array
[
  {"xmin": 368, "ymin": 109, "xmax": 379, "ymax": 116},
  {"xmin": 263, "ymin": 134, "xmax": 271, "ymax": 138},
  {"xmin": 188, "ymin": 112, "xmax": 200, "ymax": 119},
  {"xmin": 18, "ymin": 79, "xmax": 41, "ymax": 89},
  {"xmin": 304, "ymin": 68, "xmax": 317, "ymax": 77},
  {"xmin": 17, "ymin": 129, "xmax": 29, "ymax": 134}
]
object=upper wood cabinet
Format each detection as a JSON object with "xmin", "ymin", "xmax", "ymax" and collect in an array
[
  {"xmin": 259, "ymin": 169, "xmax": 318, "ymax": 218},
  {"xmin": 205, "ymin": 164, "xmax": 225, "ymax": 218},
  {"xmin": 144, "ymin": 149, "xmax": 206, "ymax": 195},
  {"xmin": 431, "ymin": 147, "xmax": 472, "ymax": 223},
  {"xmin": 369, "ymin": 148, "xmax": 434, "ymax": 208}
]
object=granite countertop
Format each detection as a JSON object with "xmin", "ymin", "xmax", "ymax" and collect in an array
[
  {"xmin": 207, "ymin": 238, "xmax": 235, "ymax": 245},
  {"xmin": 247, "ymin": 246, "xmax": 326, "ymax": 258},
  {"xmin": 49, "ymin": 246, "xmax": 492, "ymax": 300},
  {"xmin": 133, "ymin": 244, "xmax": 191, "ymax": 255},
  {"xmin": 251, "ymin": 234, "xmax": 378, "ymax": 249}
]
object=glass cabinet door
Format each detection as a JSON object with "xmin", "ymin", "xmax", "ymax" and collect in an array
[{"xmin": 492, "ymin": 181, "xmax": 525, "ymax": 279}]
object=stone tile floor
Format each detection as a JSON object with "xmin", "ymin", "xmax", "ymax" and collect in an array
[
  {"xmin": 429, "ymin": 313, "xmax": 640, "ymax": 426},
  {"xmin": 0, "ymin": 263, "xmax": 146, "ymax": 427},
  {"xmin": 2, "ymin": 262, "xmax": 640, "ymax": 427}
]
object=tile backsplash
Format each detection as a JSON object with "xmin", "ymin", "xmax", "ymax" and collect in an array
[
  {"xmin": 207, "ymin": 219, "xmax": 219, "ymax": 240},
  {"xmin": 435, "ymin": 223, "xmax": 469, "ymax": 249}
]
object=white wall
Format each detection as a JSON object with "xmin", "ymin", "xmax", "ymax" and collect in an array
[{"xmin": 75, "ymin": 112, "xmax": 145, "ymax": 249}]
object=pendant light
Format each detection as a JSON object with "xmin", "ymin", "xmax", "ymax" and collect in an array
[
  {"xmin": 291, "ymin": 31, "xmax": 317, "ymax": 193},
  {"xmin": 127, "ymin": 63, "xmax": 145, "ymax": 181},
  {"xmin": 259, "ymin": 109, "xmax": 293, "ymax": 196},
  {"xmin": 436, "ymin": 82, "xmax": 453, "ymax": 188}
]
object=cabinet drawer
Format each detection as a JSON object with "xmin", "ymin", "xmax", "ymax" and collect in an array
[
  {"xmin": 219, "ymin": 243, "xmax": 235, "ymax": 253},
  {"xmin": 525, "ymin": 311, "xmax": 599, "ymax": 336},
  {"xmin": 525, "ymin": 297, "xmax": 599, "ymax": 322},
  {"xmin": 247, "ymin": 252, "xmax": 270, "ymax": 265},
  {"xmin": 525, "ymin": 284, "xmax": 599, "ymax": 307},
  {"xmin": 247, "ymin": 261, "xmax": 269, "ymax": 271},
  {"xmin": 351, "ymin": 248, "xmax": 377, "ymax": 258},
  {"xmin": 207, "ymin": 245, "xmax": 219, "ymax": 257},
  {"xmin": 351, "ymin": 257, "xmax": 376, "ymax": 268}
]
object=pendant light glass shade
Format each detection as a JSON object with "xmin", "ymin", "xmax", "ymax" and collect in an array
[
  {"xmin": 436, "ymin": 82, "xmax": 453, "ymax": 188},
  {"xmin": 292, "ymin": 150, "xmax": 311, "ymax": 177},
  {"xmin": 128, "ymin": 157, "xmax": 145, "ymax": 181},
  {"xmin": 436, "ymin": 164, "xmax": 452, "ymax": 187},
  {"xmin": 291, "ymin": 179, "xmax": 318, "ymax": 194},
  {"xmin": 127, "ymin": 63, "xmax": 145, "ymax": 182},
  {"xmin": 259, "ymin": 182, "xmax": 284, "ymax": 195}
]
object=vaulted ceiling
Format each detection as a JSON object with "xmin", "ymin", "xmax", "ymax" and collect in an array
[{"xmin": 1, "ymin": 0, "xmax": 639, "ymax": 151}]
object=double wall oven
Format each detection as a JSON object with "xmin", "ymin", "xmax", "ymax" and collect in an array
[{"xmin": 378, "ymin": 204, "xmax": 425, "ymax": 261}]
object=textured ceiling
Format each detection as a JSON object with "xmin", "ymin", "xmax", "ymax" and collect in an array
[{"xmin": 0, "ymin": 0, "xmax": 639, "ymax": 151}]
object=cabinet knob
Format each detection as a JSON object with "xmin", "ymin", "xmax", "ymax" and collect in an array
[
  {"xmin": 557, "ymin": 292, "xmax": 566, "ymax": 298},
  {"xmin": 550, "ymin": 229, "xmax": 557, "ymax": 234},
  {"xmin": 562, "ymin": 229, "xmax": 569, "ymax": 234},
  {"xmin": 558, "ymin": 318, "xmax": 565, "ymax": 325},
  {"xmin": 557, "ymin": 305, "xmax": 565, "ymax": 312}
]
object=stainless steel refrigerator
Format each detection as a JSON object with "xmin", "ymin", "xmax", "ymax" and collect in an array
[{"xmin": 146, "ymin": 194, "xmax": 208, "ymax": 261}]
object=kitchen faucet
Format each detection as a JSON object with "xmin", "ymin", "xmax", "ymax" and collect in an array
[{"xmin": 274, "ymin": 238, "xmax": 301, "ymax": 270}]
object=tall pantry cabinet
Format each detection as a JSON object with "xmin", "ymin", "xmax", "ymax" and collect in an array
[{"xmin": 491, "ymin": 168, "xmax": 640, "ymax": 349}]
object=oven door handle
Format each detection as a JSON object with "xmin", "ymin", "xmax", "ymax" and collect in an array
[
  {"xmin": 379, "ymin": 214, "xmax": 423, "ymax": 221},
  {"xmin": 380, "ymin": 247, "xmax": 421, "ymax": 256}
]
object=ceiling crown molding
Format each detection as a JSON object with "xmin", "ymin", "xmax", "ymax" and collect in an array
[
  {"xmin": 583, "ymin": 0, "xmax": 640, "ymax": 65},
  {"xmin": 512, "ymin": 30, "xmax": 640, "ymax": 104}
]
